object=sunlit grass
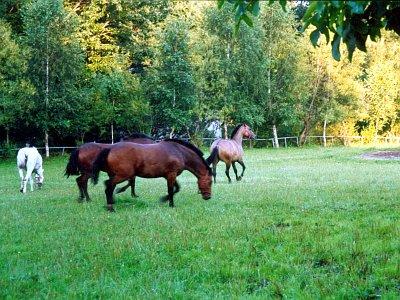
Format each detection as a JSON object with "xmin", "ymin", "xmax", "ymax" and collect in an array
[{"xmin": 0, "ymin": 147, "xmax": 399, "ymax": 298}]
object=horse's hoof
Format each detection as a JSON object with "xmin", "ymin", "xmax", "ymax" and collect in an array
[
  {"xmin": 20, "ymin": 189, "xmax": 23, "ymax": 193},
  {"xmin": 159, "ymin": 196, "xmax": 168, "ymax": 203},
  {"xmin": 237, "ymin": 176, "xmax": 242, "ymax": 181},
  {"xmin": 107, "ymin": 205, "xmax": 115, "ymax": 212}
]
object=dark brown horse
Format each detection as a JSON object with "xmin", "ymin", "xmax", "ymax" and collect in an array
[
  {"xmin": 65, "ymin": 133, "xmax": 155, "ymax": 201},
  {"xmin": 209, "ymin": 123, "xmax": 255, "ymax": 183},
  {"xmin": 91, "ymin": 139, "xmax": 216, "ymax": 211}
]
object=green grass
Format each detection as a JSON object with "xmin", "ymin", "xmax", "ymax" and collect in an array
[{"xmin": 1, "ymin": 147, "xmax": 399, "ymax": 299}]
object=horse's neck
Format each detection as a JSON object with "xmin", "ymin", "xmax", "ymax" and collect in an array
[
  {"xmin": 183, "ymin": 151, "xmax": 207, "ymax": 178},
  {"xmin": 232, "ymin": 129, "xmax": 244, "ymax": 146}
]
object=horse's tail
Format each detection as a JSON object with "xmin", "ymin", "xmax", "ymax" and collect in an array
[
  {"xmin": 65, "ymin": 149, "xmax": 80, "ymax": 177},
  {"xmin": 91, "ymin": 148, "xmax": 111, "ymax": 185},
  {"xmin": 206, "ymin": 146, "xmax": 219, "ymax": 165}
]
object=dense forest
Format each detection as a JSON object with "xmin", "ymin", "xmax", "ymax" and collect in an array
[{"xmin": 1, "ymin": 0, "xmax": 400, "ymax": 151}]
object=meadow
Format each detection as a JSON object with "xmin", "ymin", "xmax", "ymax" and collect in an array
[{"xmin": 0, "ymin": 147, "xmax": 399, "ymax": 299}]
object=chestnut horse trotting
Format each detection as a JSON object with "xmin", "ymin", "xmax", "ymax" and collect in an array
[
  {"xmin": 209, "ymin": 123, "xmax": 255, "ymax": 183},
  {"xmin": 65, "ymin": 133, "xmax": 154, "ymax": 201},
  {"xmin": 91, "ymin": 139, "xmax": 216, "ymax": 211}
]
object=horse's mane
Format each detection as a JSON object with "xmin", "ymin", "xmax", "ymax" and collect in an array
[
  {"xmin": 124, "ymin": 132, "xmax": 153, "ymax": 140},
  {"xmin": 230, "ymin": 124, "xmax": 244, "ymax": 139},
  {"xmin": 164, "ymin": 139, "xmax": 211, "ymax": 172}
]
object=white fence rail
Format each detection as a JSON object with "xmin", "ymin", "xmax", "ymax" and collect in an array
[{"xmin": 2, "ymin": 135, "xmax": 400, "ymax": 156}]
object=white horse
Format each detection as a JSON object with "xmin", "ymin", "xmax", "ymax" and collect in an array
[{"xmin": 17, "ymin": 147, "xmax": 44, "ymax": 193}]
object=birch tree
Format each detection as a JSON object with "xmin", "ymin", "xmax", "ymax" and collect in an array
[{"xmin": 22, "ymin": 0, "xmax": 84, "ymax": 156}]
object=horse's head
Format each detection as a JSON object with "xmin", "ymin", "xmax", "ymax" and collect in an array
[
  {"xmin": 242, "ymin": 124, "xmax": 256, "ymax": 139},
  {"xmin": 35, "ymin": 169, "xmax": 44, "ymax": 188},
  {"xmin": 198, "ymin": 173, "xmax": 212, "ymax": 200}
]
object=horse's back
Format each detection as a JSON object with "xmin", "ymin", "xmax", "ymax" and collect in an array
[
  {"xmin": 17, "ymin": 147, "xmax": 41, "ymax": 169},
  {"xmin": 210, "ymin": 139, "xmax": 243, "ymax": 162},
  {"xmin": 124, "ymin": 137, "xmax": 155, "ymax": 144},
  {"xmin": 78, "ymin": 140, "xmax": 153, "ymax": 169},
  {"xmin": 77, "ymin": 143, "xmax": 111, "ymax": 172},
  {"xmin": 106, "ymin": 142, "xmax": 184, "ymax": 178}
]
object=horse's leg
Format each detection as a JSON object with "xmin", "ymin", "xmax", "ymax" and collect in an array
[
  {"xmin": 173, "ymin": 180, "xmax": 180, "ymax": 194},
  {"xmin": 105, "ymin": 175, "xmax": 126, "ymax": 212},
  {"xmin": 76, "ymin": 175, "xmax": 85, "ymax": 201},
  {"xmin": 225, "ymin": 162, "xmax": 232, "ymax": 183},
  {"xmin": 160, "ymin": 179, "xmax": 179, "ymax": 204},
  {"xmin": 212, "ymin": 161, "xmax": 218, "ymax": 184},
  {"xmin": 232, "ymin": 162, "xmax": 240, "ymax": 181},
  {"xmin": 19, "ymin": 169, "xmax": 25, "ymax": 193},
  {"xmin": 82, "ymin": 173, "xmax": 91, "ymax": 201},
  {"xmin": 130, "ymin": 177, "xmax": 138, "ymax": 198},
  {"xmin": 162, "ymin": 175, "xmax": 177, "ymax": 207},
  {"xmin": 237, "ymin": 160, "xmax": 246, "ymax": 180},
  {"xmin": 114, "ymin": 181, "xmax": 131, "ymax": 195},
  {"xmin": 29, "ymin": 175, "xmax": 34, "ymax": 192},
  {"xmin": 105, "ymin": 178, "xmax": 117, "ymax": 212},
  {"xmin": 23, "ymin": 166, "xmax": 34, "ymax": 193}
]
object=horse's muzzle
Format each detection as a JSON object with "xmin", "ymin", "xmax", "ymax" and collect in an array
[{"xmin": 202, "ymin": 194, "xmax": 211, "ymax": 200}]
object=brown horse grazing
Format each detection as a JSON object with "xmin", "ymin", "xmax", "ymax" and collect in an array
[
  {"xmin": 91, "ymin": 139, "xmax": 216, "ymax": 211},
  {"xmin": 209, "ymin": 123, "xmax": 255, "ymax": 183},
  {"xmin": 65, "ymin": 133, "xmax": 155, "ymax": 201}
]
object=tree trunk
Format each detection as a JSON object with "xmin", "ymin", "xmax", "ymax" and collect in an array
[
  {"xmin": 169, "ymin": 127, "xmax": 175, "ymax": 139},
  {"xmin": 299, "ymin": 57, "xmax": 323, "ymax": 147},
  {"xmin": 272, "ymin": 123, "xmax": 279, "ymax": 148},
  {"xmin": 299, "ymin": 117, "xmax": 312, "ymax": 146},
  {"xmin": 224, "ymin": 123, "xmax": 228, "ymax": 139},
  {"xmin": 6, "ymin": 127, "xmax": 9, "ymax": 145},
  {"xmin": 45, "ymin": 131, "xmax": 49, "ymax": 157},
  {"xmin": 45, "ymin": 48, "xmax": 50, "ymax": 158},
  {"xmin": 111, "ymin": 98, "xmax": 115, "ymax": 144},
  {"xmin": 323, "ymin": 118, "xmax": 327, "ymax": 147},
  {"xmin": 111, "ymin": 123, "xmax": 114, "ymax": 144}
]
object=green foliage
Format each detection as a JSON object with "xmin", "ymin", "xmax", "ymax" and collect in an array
[
  {"xmin": 0, "ymin": 141, "xmax": 16, "ymax": 158},
  {"xmin": 145, "ymin": 18, "xmax": 195, "ymax": 136},
  {"xmin": 223, "ymin": 0, "xmax": 400, "ymax": 61},
  {"xmin": 1, "ymin": 148, "xmax": 400, "ymax": 297},
  {"xmin": 0, "ymin": 1, "xmax": 399, "ymax": 145},
  {"xmin": 89, "ymin": 71, "xmax": 150, "ymax": 138},
  {"xmin": 22, "ymin": 0, "xmax": 85, "ymax": 137},
  {"xmin": 0, "ymin": 20, "xmax": 35, "ymax": 134}
]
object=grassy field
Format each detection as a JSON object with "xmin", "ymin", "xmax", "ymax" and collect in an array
[{"xmin": 0, "ymin": 147, "xmax": 399, "ymax": 299}]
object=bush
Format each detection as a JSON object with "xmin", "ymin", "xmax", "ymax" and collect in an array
[{"xmin": 0, "ymin": 142, "xmax": 17, "ymax": 159}]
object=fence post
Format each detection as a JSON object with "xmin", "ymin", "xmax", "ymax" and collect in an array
[{"xmin": 284, "ymin": 137, "xmax": 287, "ymax": 148}]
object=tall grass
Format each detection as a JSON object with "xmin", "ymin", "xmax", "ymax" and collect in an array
[{"xmin": 0, "ymin": 147, "xmax": 399, "ymax": 298}]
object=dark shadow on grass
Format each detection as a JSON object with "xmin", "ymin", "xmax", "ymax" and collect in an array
[{"xmin": 111, "ymin": 197, "xmax": 150, "ymax": 211}]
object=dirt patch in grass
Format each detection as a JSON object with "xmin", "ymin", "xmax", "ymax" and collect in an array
[{"xmin": 360, "ymin": 151, "xmax": 400, "ymax": 160}]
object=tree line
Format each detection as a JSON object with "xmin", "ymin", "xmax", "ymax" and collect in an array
[{"xmin": 0, "ymin": 1, "xmax": 399, "ymax": 154}]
